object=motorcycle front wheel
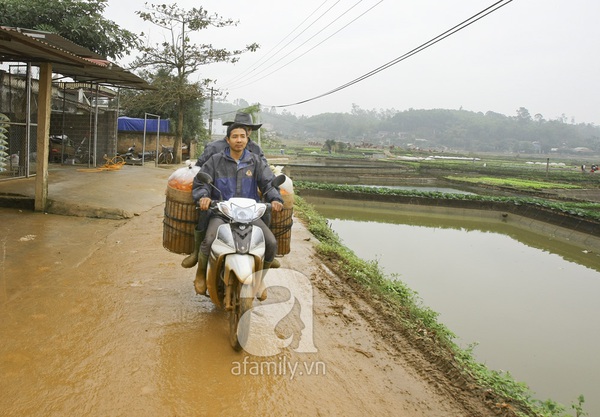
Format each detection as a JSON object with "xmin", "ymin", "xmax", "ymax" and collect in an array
[{"xmin": 229, "ymin": 277, "xmax": 254, "ymax": 351}]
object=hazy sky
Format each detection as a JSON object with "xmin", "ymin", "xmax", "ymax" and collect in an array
[{"xmin": 105, "ymin": 0, "xmax": 600, "ymax": 124}]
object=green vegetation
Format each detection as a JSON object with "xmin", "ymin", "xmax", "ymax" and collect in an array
[
  {"xmin": 418, "ymin": 158, "xmax": 598, "ymax": 186},
  {"xmin": 293, "ymin": 195, "xmax": 588, "ymax": 417},
  {"xmin": 122, "ymin": 3, "xmax": 258, "ymax": 163},
  {"xmin": 294, "ymin": 181, "xmax": 600, "ymax": 222},
  {"xmin": 447, "ymin": 176, "xmax": 581, "ymax": 190},
  {"xmin": 0, "ymin": 0, "xmax": 139, "ymax": 60},
  {"xmin": 212, "ymin": 100, "xmax": 600, "ymax": 155}
]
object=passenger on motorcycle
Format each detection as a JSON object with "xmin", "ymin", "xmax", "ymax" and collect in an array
[
  {"xmin": 191, "ymin": 123, "xmax": 284, "ymax": 295},
  {"xmin": 194, "ymin": 112, "xmax": 267, "ymax": 167},
  {"xmin": 181, "ymin": 112, "xmax": 268, "ymax": 269}
]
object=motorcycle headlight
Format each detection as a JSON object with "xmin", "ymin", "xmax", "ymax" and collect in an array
[
  {"xmin": 218, "ymin": 199, "xmax": 267, "ymax": 223},
  {"xmin": 219, "ymin": 204, "xmax": 231, "ymax": 218},
  {"xmin": 254, "ymin": 205, "xmax": 266, "ymax": 219},
  {"xmin": 231, "ymin": 202, "xmax": 266, "ymax": 223},
  {"xmin": 231, "ymin": 205, "xmax": 254, "ymax": 222}
]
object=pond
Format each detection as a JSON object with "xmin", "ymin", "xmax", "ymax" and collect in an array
[{"xmin": 303, "ymin": 195, "xmax": 600, "ymax": 415}]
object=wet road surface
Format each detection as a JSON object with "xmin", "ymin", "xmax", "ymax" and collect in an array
[{"xmin": 0, "ymin": 200, "xmax": 496, "ymax": 416}]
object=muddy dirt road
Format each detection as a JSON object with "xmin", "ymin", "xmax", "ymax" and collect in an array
[{"xmin": 0, "ymin": 205, "xmax": 499, "ymax": 417}]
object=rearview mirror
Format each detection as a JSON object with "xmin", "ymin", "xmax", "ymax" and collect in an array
[
  {"xmin": 272, "ymin": 174, "xmax": 286, "ymax": 188},
  {"xmin": 196, "ymin": 171, "xmax": 213, "ymax": 184}
]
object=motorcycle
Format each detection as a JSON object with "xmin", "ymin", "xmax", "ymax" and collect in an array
[
  {"xmin": 137, "ymin": 150, "xmax": 156, "ymax": 161},
  {"xmin": 117, "ymin": 144, "xmax": 142, "ymax": 164},
  {"xmin": 196, "ymin": 171, "xmax": 286, "ymax": 350}
]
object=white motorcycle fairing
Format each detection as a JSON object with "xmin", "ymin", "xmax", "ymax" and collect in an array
[{"xmin": 206, "ymin": 219, "xmax": 266, "ymax": 309}]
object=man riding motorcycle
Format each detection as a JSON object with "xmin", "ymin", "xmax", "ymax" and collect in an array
[
  {"xmin": 181, "ymin": 112, "xmax": 272, "ymax": 269},
  {"xmin": 191, "ymin": 122, "xmax": 284, "ymax": 296}
]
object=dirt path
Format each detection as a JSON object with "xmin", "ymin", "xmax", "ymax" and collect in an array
[{"xmin": 0, "ymin": 205, "xmax": 502, "ymax": 416}]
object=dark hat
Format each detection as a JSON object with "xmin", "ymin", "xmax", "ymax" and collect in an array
[{"xmin": 222, "ymin": 112, "xmax": 262, "ymax": 130}]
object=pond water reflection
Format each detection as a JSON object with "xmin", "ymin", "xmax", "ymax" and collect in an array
[{"xmin": 304, "ymin": 195, "xmax": 600, "ymax": 415}]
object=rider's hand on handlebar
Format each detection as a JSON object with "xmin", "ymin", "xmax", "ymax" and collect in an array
[
  {"xmin": 199, "ymin": 197, "xmax": 212, "ymax": 211},
  {"xmin": 271, "ymin": 201, "xmax": 284, "ymax": 212}
]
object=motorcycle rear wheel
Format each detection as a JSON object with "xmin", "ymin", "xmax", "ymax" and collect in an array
[{"xmin": 229, "ymin": 278, "xmax": 254, "ymax": 351}]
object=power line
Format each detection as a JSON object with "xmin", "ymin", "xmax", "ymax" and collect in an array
[
  {"xmin": 219, "ymin": 0, "xmax": 341, "ymax": 89},
  {"xmin": 273, "ymin": 0, "xmax": 514, "ymax": 109},
  {"xmin": 229, "ymin": 0, "xmax": 383, "ymax": 91}
]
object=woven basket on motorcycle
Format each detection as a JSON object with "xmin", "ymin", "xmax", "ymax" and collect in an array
[
  {"xmin": 270, "ymin": 191, "xmax": 294, "ymax": 256},
  {"xmin": 163, "ymin": 166, "xmax": 200, "ymax": 254}
]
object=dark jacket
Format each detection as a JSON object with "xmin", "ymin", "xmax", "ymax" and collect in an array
[
  {"xmin": 192, "ymin": 148, "xmax": 282, "ymax": 204},
  {"xmin": 195, "ymin": 138, "xmax": 266, "ymax": 167}
]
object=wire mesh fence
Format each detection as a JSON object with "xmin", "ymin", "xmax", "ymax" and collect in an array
[
  {"xmin": 0, "ymin": 70, "xmax": 37, "ymax": 179},
  {"xmin": 1, "ymin": 66, "xmax": 119, "ymax": 180}
]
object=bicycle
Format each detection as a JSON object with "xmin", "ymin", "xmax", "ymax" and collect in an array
[
  {"xmin": 104, "ymin": 154, "xmax": 125, "ymax": 169},
  {"xmin": 76, "ymin": 154, "xmax": 125, "ymax": 172},
  {"xmin": 158, "ymin": 145, "xmax": 174, "ymax": 164},
  {"xmin": 72, "ymin": 137, "xmax": 94, "ymax": 165}
]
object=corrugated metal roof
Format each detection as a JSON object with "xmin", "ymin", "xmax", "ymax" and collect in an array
[{"xmin": 0, "ymin": 26, "xmax": 151, "ymax": 90}]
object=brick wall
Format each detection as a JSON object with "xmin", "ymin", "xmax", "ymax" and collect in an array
[{"xmin": 117, "ymin": 131, "xmax": 176, "ymax": 156}]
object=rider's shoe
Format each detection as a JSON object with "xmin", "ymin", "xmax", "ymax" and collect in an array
[
  {"xmin": 181, "ymin": 230, "xmax": 205, "ymax": 268},
  {"xmin": 257, "ymin": 260, "xmax": 274, "ymax": 301},
  {"xmin": 194, "ymin": 253, "xmax": 209, "ymax": 295}
]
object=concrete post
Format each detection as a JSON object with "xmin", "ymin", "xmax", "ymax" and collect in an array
[{"xmin": 34, "ymin": 63, "xmax": 52, "ymax": 212}]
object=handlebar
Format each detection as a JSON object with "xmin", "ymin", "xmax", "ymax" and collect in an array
[
  {"xmin": 197, "ymin": 199, "xmax": 273, "ymax": 217},
  {"xmin": 206, "ymin": 200, "xmax": 271, "ymax": 212}
]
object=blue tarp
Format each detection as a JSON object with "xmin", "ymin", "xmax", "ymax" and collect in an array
[{"xmin": 118, "ymin": 117, "xmax": 170, "ymax": 133}]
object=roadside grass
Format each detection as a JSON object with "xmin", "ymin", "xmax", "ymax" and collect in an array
[{"xmin": 293, "ymin": 195, "xmax": 589, "ymax": 417}]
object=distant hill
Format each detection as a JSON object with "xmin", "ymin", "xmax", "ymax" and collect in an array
[{"xmin": 205, "ymin": 102, "xmax": 600, "ymax": 155}]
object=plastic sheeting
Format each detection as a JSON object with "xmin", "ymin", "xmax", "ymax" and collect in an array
[{"xmin": 118, "ymin": 117, "xmax": 170, "ymax": 133}]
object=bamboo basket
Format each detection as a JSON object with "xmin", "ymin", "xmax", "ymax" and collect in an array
[
  {"xmin": 163, "ymin": 186, "xmax": 198, "ymax": 254},
  {"xmin": 270, "ymin": 194, "xmax": 294, "ymax": 255}
]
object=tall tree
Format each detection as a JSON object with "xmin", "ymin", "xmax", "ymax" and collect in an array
[
  {"xmin": 235, "ymin": 104, "xmax": 262, "ymax": 143},
  {"xmin": 131, "ymin": 3, "xmax": 258, "ymax": 163},
  {"xmin": 516, "ymin": 107, "xmax": 532, "ymax": 122},
  {"xmin": 0, "ymin": 0, "xmax": 138, "ymax": 60},
  {"xmin": 119, "ymin": 68, "xmax": 206, "ymax": 144}
]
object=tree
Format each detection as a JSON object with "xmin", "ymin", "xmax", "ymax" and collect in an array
[
  {"xmin": 131, "ymin": 3, "xmax": 258, "ymax": 163},
  {"xmin": 323, "ymin": 139, "xmax": 336, "ymax": 153},
  {"xmin": 120, "ymin": 68, "xmax": 206, "ymax": 145},
  {"xmin": 516, "ymin": 107, "xmax": 532, "ymax": 122},
  {"xmin": 234, "ymin": 104, "xmax": 262, "ymax": 143},
  {"xmin": 534, "ymin": 113, "xmax": 545, "ymax": 124},
  {"xmin": 0, "ymin": 0, "xmax": 138, "ymax": 60}
]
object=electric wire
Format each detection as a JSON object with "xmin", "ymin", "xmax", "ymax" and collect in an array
[
  {"xmin": 219, "ymin": 0, "xmax": 343, "ymax": 89},
  {"xmin": 273, "ymin": 0, "xmax": 514, "ymax": 109},
  {"xmin": 228, "ymin": 0, "xmax": 383, "ymax": 91}
]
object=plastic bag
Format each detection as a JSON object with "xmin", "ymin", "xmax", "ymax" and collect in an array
[
  {"xmin": 167, "ymin": 160, "xmax": 200, "ymax": 192},
  {"xmin": 271, "ymin": 165, "xmax": 294, "ymax": 195}
]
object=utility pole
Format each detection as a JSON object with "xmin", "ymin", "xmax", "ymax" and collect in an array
[
  {"xmin": 257, "ymin": 111, "xmax": 261, "ymax": 147},
  {"xmin": 208, "ymin": 87, "xmax": 214, "ymax": 138},
  {"xmin": 256, "ymin": 104, "xmax": 261, "ymax": 147}
]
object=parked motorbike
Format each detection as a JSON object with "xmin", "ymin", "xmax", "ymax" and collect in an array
[
  {"xmin": 117, "ymin": 144, "xmax": 142, "ymax": 164},
  {"xmin": 48, "ymin": 135, "xmax": 70, "ymax": 163},
  {"xmin": 137, "ymin": 150, "xmax": 156, "ymax": 161},
  {"xmin": 196, "ymin": 171, "xmax": 286, "ymax": 350},
  {"xmin": 117, "ymin": 144, "xmax": 135, "ymax": 159}
]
